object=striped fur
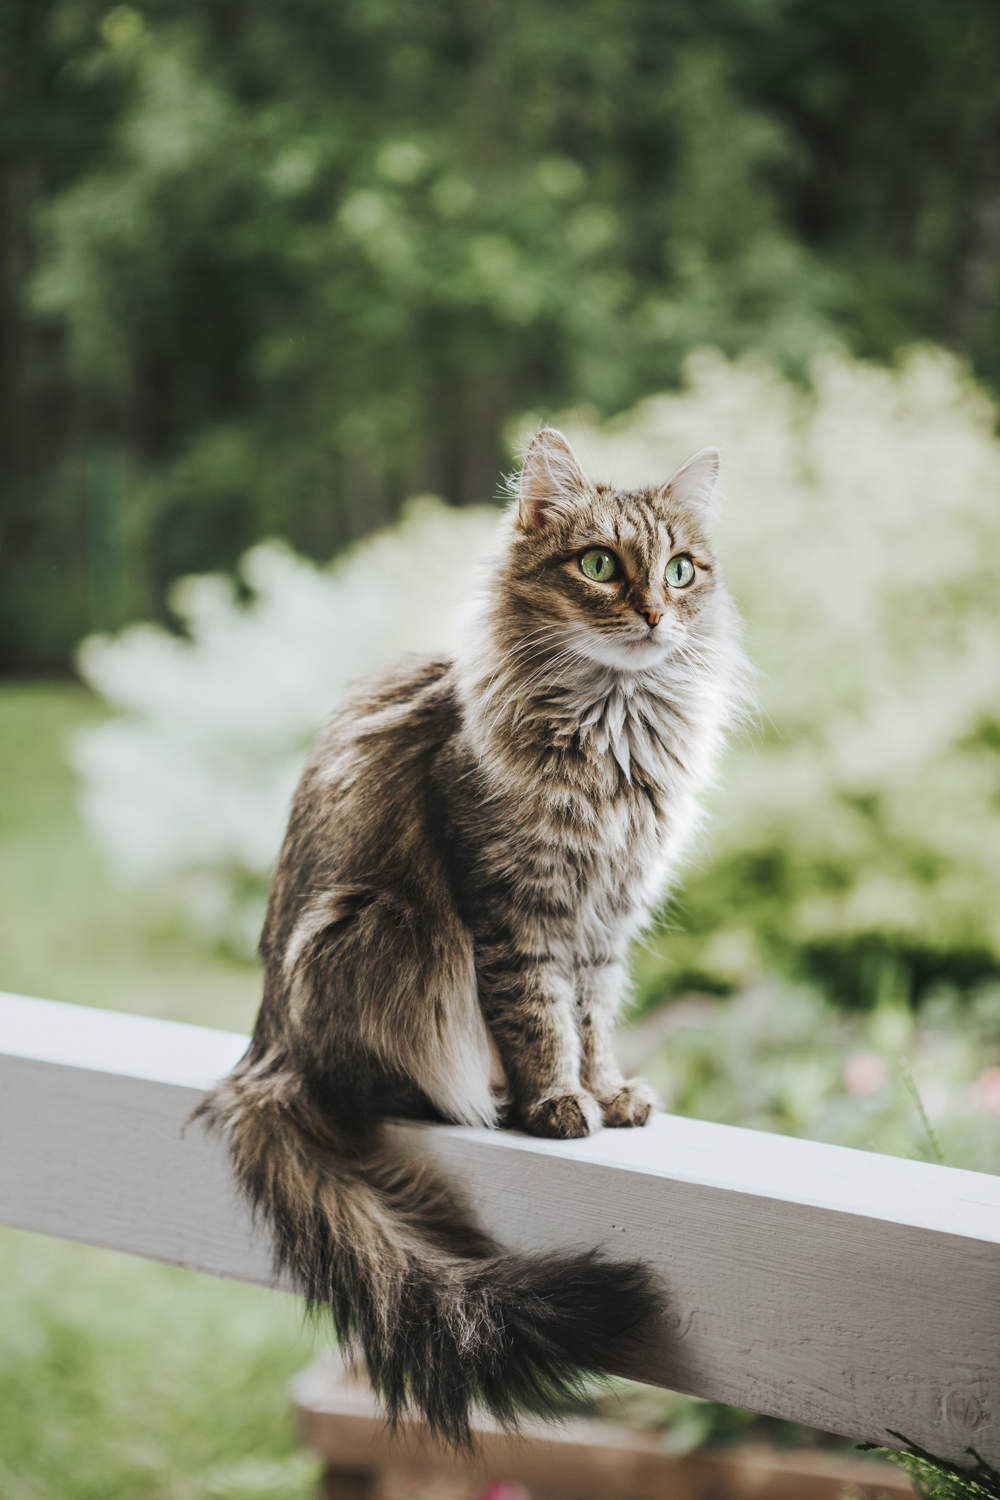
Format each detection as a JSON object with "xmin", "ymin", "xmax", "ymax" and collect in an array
[{"xmin": 197, "ymin": 429, "xmax": 749, "ymax": 1444}]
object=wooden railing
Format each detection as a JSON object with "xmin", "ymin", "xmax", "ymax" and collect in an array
[{"xmin": 1, "ymin": 991, "xmax": 998, "ymax": 1467}]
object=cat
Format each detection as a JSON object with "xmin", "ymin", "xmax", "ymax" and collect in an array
[{"xmin": 196, "ymin": 426, "xmax": 747, "ymax": 1445}]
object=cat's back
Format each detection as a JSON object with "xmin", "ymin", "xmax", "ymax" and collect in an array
[
  {"xmin": 261, "ymin": 654, "xmax": 461, "ymax": 955},
  {"xmin": 295, "ymin": 652, "xmax": 462, "ymax": 831},
  {"xmin": 314, "ymin": 652, "xmax": 457, "ymax": 765}
]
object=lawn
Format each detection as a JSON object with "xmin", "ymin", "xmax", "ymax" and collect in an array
[
  {"xmin": 0, "ymin": 680, "xmax": 258, "ymax": 1029},
  {"xmin": 0, "ymin": 681, "xmax": 325, "ymax": 1499}
]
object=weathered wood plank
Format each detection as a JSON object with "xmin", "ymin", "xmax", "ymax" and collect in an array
[
  {"xmin": 1, "ymin": 991, "xmax": 998, "ymax": 1465},
  {"xmin": 295, "ymin": 1351, "xmax": 919, "ymax": 1500}
]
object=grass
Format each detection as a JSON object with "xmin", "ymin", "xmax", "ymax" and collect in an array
[
  {"xmin": 0, "ymin": 679, "xmax": 261, "ymax": 1029},
  {"xmin": 0, "ymin": 680, "xmax": 324, "ymax": 1499},
  {"xmin": 0, "ymin": 1237, "xmax": 323, "ymax": 1500}
]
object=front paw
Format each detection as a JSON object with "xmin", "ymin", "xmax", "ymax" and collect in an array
[
  {"xmin": 600, "ymin": 1079, "xmax": 659, "ymax": 1129},
  {"xmin": 521, "ymin": 1090, "xmax": 602, "ymax": 1139}
]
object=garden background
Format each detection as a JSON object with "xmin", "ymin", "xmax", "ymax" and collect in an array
[{"xmin": 2, "ymin": 2, "xmax": 999, "ymax": 1496}]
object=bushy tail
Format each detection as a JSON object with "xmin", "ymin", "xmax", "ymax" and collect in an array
[{"xmin": 196, "ymin": 1050, "xmax": 661, "ymax": 1446}]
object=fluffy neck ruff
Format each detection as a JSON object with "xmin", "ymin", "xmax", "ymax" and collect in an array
[{"xmin": 456, "ymin": 585, "xmax": 749, "ymax": 800}]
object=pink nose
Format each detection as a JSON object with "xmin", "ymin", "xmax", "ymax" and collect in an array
[{"xmin": 638, "ymin": 605, "xmax": 663, "ymax": 628}]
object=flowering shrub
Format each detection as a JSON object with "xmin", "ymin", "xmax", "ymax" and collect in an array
[
  {"xmin": 73, "ymin": 498, "xmax": 498, "ymax": 949},
  {"xmin": 552, "ymin": 344, "xmax": 1000, "ymax": 998},
  {"xmin": 75, "ymin": 346, "xmax": 1000, "ymax": 998}
]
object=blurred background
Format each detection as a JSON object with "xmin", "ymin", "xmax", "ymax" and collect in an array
[{"xmin": 2, "ymin": 1, "xmax": 999, "ymax": 1496}]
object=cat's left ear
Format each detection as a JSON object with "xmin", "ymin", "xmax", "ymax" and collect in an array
[
  {"xmin": 663, "ymin": 446, "xmax": 721, "ymax": 510},
  {"xmin": 516, "ymin": 427, "xmax": 594, "ymax": 530}
]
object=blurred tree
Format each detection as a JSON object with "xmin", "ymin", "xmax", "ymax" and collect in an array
[
  {"xmin": 2, "ymin": 0, "xmax": 999, "ymax": 668},
  {"xmin": 0, "ymin": 0, "xmax": 130, "ymax": 663},
  {"xmin": 733, "ymin": 0, "xmax": 1000, "ymax": 370}
]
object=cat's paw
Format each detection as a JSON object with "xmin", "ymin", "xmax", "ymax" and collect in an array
[
  {"xmin": 491, "ymin": 1090, "xmax": 516, "ymax": 1129},
  {"xmin": 521, "ymin": 1090, "xmax": 602, "ymax": 1139},
  {"xmin": 600, "ymin": 1079, "xmax": 659, "ymax": 1129}
]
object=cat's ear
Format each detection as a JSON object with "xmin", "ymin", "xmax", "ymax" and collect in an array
[
  {"xmin": 664, "ymin": 446, "xmax": 721, "ymax": 510},
  {"xmin": 517, "ymin": 427, "xmax": 593, "ymax": 530}
]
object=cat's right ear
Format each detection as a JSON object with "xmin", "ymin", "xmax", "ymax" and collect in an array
[
  {"xmin": 516, "ymin": 428, "xmax": 593, "ymax": 530},
  {"xmin": 664, "ymin": 446, "xmax": 721, "ymax": 510}
]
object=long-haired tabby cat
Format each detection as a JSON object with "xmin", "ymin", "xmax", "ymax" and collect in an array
[{"xmin": 197, "ymin": 427, "xmax": 747, "ymax": 1444}]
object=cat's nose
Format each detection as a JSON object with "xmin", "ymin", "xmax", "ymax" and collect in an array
[{"xmin": 637, "ymin": 604, "xmax": 663, "ymax": 629}]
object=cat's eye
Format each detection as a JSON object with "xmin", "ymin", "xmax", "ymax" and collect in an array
[
  {"xmin": 665, "ymin": 553, "xmax": 695, "ymax": 588},
  {"xmin": 579, "ymin": 548, "xmax": 621, "ymax": 583}
]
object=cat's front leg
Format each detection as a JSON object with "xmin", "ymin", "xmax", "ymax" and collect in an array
[
  {"xmin": 475, "ymin": 945, "xmax": 601, "ymax": 1139},
  {"xmin": 575, "ymin": 955, "xmax": 659, "ymax": 1129}
]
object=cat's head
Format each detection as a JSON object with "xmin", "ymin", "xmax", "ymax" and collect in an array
[{"xmin": 502, "ymin": 426, "xmax": 724, "ymax": 672}]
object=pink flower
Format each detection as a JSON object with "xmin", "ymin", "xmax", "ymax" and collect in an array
[
  {"xmin": 842, "ymin": 1052, "xmax": 888, "ymax": 1096},
  {"xmin": 973, "ymin": 1066, "xmax": 1000, "ymax": 1114}
]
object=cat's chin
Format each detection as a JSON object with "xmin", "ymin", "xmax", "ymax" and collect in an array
[{"xmin": 578, "ymin": 633, "xmax": 676, "ymax": 673}]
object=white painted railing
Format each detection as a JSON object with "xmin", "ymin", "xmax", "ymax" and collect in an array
[{"xmin": 1, "ymin": 991, "xmax": 998, "ymax": 1466}]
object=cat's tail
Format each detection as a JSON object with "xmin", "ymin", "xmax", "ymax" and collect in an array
[{"xmin": 195, "ymin": 1049, "xmax": 660, "ymax": 1447}]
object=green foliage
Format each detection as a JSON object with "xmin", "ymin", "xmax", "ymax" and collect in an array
[
  {"xmin": 596, "ymin": 1379, "xmax": 835, "ymax": 1456},
  {"xmin": 0, "ymin": 679, "xmax": 256, "ymax": 1027},
  {"xmin": 5, "ymin": 0, "xmax": 1000, "ymax": 666},
  {"xmin": 638, "ymin": 981, "xmax": 999, "ymax": 1173},
  {"xmin": 0, "ymin": 1231, "xmax": 322, "ymax": 1500},
  {"xmin": 861, "ymin": 1441, "xmax": 1000, "ymax": 1499}
]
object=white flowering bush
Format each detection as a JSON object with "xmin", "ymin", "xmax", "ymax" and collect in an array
[
  {"xmin": 73, "ymin": 498, "xmax": 499, "ymax": 950},
  {"xmin": 76, "ymin": 346, "xmax": 1000, "ymax": 1001},
  {"xmin": 546, "ymin": 344, "xmax": 1000, "ymax": 999}
]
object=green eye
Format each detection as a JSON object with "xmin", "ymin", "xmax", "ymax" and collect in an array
[
  {"xmin": 665, "ymin": 553, "xmax": 695, "ymax": 588},
  {"xmin": 580, "ymin": 548, "xmax": 620, "ymax": 582}
]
